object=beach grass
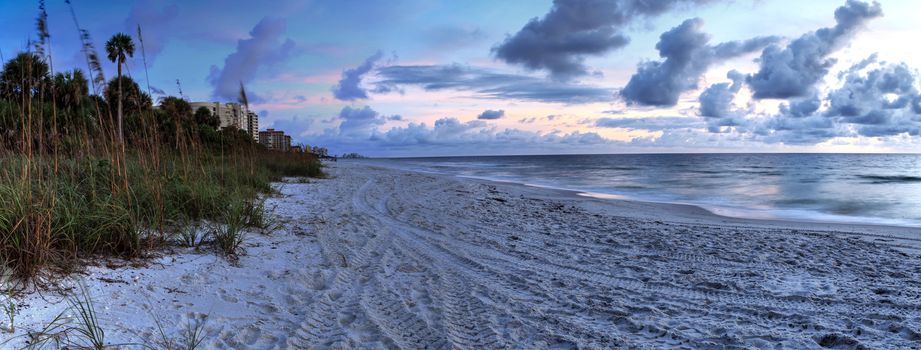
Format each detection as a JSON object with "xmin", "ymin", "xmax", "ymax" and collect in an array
[
  {"xmin": 150, "ymin": 311, "xmax": 209, "ymax": 350},
  {"xmin": 210, "ymin": 196, "xmax": 249, "ymax": 258},
  {"xmin": 0, "ymin": 1, "xmax": 327, "ymax": 347},
  {"xmin": 0, "ymin": 1, "xmax": 324, "ymax": 283},
  {"xmin": 0, "ymin": 151, "xmax": 320, "ymax": 280}
]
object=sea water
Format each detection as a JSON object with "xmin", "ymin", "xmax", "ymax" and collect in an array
[{"xmin": 368, "ymin": 154, "xmax": 921, "ymax": 227}]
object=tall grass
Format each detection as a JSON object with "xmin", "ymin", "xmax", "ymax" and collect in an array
[
  {"xmin": 0, "ymin": 264, "xmax": 14, "ymax": 333},
  {"xmin": 148, "ymin": 311, "xmax": 208, "ymax": 350},
  {"xmin": 21, "ymin": 282, "xmax": 107, "ymax": 349},
  {"xmin": 66, "ymin": 283, "xmax": 107, "ymax": 349},
  {"xmin": 210, "ymin": 197, "xmax": 249, "ymax": 258},
  {"xmin": 0, "ymin": 1, "xmax": 324, "ymax": 282}
]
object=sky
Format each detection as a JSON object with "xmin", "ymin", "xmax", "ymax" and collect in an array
[{"xmin": 2, "ymin": 0, "xmax": 921, "ymax": 157}]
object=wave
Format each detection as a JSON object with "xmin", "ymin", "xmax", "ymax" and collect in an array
[
  {"xmin": 857, "ymin": 175, "xmax": 921, "ymax": 184},
  {"xmin": 737, "ymin": 170, "xmax": 784, "ymax": 176},
  {"xmin": 606, "ymin": 166, "xmax": 642, "ymax": 171}
]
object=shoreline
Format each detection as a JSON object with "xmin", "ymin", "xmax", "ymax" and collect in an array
[
  {"xmin": 8, "ymin": 161, "xmax": 921, "ymax": 348},
  {"xmin": 359, "ymin": 156, "xmax": 921, "ymax": 230},
  {"xmin": 358, "ymin": 159, "xmax": 921, "ymax": 253}
]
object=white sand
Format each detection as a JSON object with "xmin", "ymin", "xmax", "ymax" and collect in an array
[{"xmin": 7, "ymin": 161, "xmax": 921, "ymax": 349}]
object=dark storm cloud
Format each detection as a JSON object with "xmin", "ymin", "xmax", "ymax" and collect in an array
[
  {"xmin": 208, "ymin": 17, "xmax": 297, "ymax": 101},
  {"xmin": 747, "ymin": 0, "xmax": 883, "ymax": 99},
  {"xmin": 477, "ymin": 109, "xmax": 505, "ymax": 120},
  {"xmin": 620, "ymin": 18, "xmax": 778, "ymax": 107},
  {"xmin": 331, "ymin": 51, "xmax": 383, "ymax": 101},
  {"xmin": 492, "ymin": 0, "xmax": 716, "ymax": 80},
  {"xmin": 373, "ymin": 64, "xmax": 613, "ymax": 104}
]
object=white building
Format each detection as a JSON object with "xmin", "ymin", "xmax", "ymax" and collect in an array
[{"xmin": 190, "ymin": 102, "xmax": 258, "ymax": 141}]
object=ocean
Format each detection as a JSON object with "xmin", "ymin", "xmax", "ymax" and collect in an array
[{"xmin": 366, "ymin": 153, "xmax": 921, "ymax": 227}]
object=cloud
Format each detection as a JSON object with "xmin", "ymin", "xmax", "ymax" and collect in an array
[
  {"xmin": 687, "ymin": 1, "xmax": 898, "ymax": 144},
  {"xmin": 620, "ymin": 18, "xmax": 778, "ymax": 107},
  {"xmin": 596, "ymin": 116, "xmax": 704, "ymax": 131},
  {"xmin": 336, "ymin": 105, "xmax": 392, "ymax": 137},
  {"xmin": 373, "ymin": 64, "xmax": 613, "ymax": 104},
  {"xmin": 493, "ymin": 0, "xmax": 717, "ymax": 80},
  {"xmin": 270, "ymin": 115, "xmax": 314, "ymax": 138},
  {"xmin": 304, "ymin": 108, "xmax": 618, "ymax": 156},
  {"xmin": 423, "ymin": 26, "xmax": 486, "ymax": 50},
  {"xmin": 699, "ymin": 70, "xmax": 746, "ymax": 118},
  {"xmin": 208, "ymin": 17, "xmax": 298, "ymax": 101},
  {"xmin": 825, "ymin": 61, "xmax": 921, "ymax": 136},
  {"xmin": 747, "ymin": 0, "xmax": 883, "ymax": 99},
  {"xmin": 125, "ymin": 0, "xmax": 178, "ymax": 65},
  {"xmin": 477, "ymin": 109, "xmax": 505, "ymax": 120},
  {"xmin": 331, "ymin": 51, "xmax": 383, "ymax": 101},
  {"xmin": 717, "ymin": 57, "xmax": 921, "ymax": 145},
  {"xmin": 359, "ymin": 117, "xmax": 616, "ymax": 156},
  {"xmin": 751, "ymin": 114, "xmax": 842, "ymax": 145},
  {"xmin": 779, "ymin": 94, "xmax": 822, "ymax": 118}
]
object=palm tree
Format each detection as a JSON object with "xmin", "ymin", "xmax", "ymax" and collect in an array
[
  {"xmin": 105, "ymin": 33, "xmax": 135, "ymax": 144},
  {"xmin": 53, "ymin": 69, "xmax": 91, "ymax": 131},
  {"xmin": 53, "ymin": 69, "xmax": 89, "ymax": 110},
  {"xmin": 0, "ymin": 52, "xmax": 50, "ymax": 100}
]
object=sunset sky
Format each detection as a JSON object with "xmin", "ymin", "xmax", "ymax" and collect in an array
[{"xmin": 2, "ymin": 0, "xmax": 919, "ymax": 156}]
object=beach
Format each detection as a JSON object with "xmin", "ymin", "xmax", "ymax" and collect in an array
[{"xmin": 10, "ymin": 160, "xmax": 921, "ymax": 349}]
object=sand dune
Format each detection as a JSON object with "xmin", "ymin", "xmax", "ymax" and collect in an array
[{"xmin": 11, "ymin": 161, "xmax": 921, "ymax": 349}]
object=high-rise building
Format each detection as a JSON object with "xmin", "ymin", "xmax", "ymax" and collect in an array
[
  {"xmin": 189, "ymin": 102, "xmax": 257, "ymax": 140},
  {"xmin": 245, "ymin": 111, "xmax": 259, "ymax": 141},
  {"xmin": 258, "ymin": 128, "xmax": 291, "ymax": 152}
]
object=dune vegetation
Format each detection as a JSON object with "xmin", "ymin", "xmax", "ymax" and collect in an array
[{"xmin": 0, "ymin": 0, "xmax": 323, "ymax": 285}]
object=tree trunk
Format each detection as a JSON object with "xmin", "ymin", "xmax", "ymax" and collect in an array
[
  {"xmin": 117, "ymin": 60, "xmax": 123, "ymax": 145},
  {"xmin": 116, "ymin": 58, "xmax": 129, "ymax": 193}
]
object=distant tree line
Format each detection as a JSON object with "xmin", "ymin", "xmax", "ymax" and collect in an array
[
  {"xmin": 340, "ymin": 153, "xmax": 365, "ymax": 159},
  {"xmin": 0, "ymin": 48, "xmax": 260, "ymax": 155}
]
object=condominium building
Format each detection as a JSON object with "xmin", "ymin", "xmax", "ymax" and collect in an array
[
  {"xmin": 189, "ymin": 101, "xmax": 259, "ymax": 140},
  {"xmin": 245, "ymin": 111, "xmax": 259, "ymax": 141},
  {"xmin": 258, "ymin": 128, "xmax": 291, "ymax": 152}
]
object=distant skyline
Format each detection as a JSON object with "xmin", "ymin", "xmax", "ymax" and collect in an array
[{"xmin": 2, "ymin": 0, "xmax": 920, "ymax": 156}]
